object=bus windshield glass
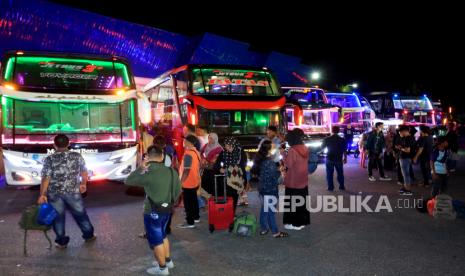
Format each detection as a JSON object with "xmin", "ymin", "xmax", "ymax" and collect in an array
[
  {"xmin": 2, "ymin": 56, "xmax": 132, "ymax": 91},
  {"xmin": 326, "ymin": 93, "xmax": 361, "ymax": 108},
  {"xmin": 1, "ymin": 97, "xmax": 136, "ymax": 144},
  {"xmin": 197, "ymin": 107, "xmax": 282, "ymax": 135},
  {"xmin": 285, "ymin": 89, "xmax": 326, "ymax": 104},
  {"xmin": 192, "ymin": 68, "xmax": 280, "ymax": 96},
  {"xmin": 394, "ymin": 97, "xmax": 433, "ymax": 110}
]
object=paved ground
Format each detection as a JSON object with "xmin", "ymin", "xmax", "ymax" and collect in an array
[{"xmin": 1, "ymin": 155, "xmax": 465, "ymax": 276}]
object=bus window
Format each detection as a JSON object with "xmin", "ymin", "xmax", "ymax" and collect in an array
[{"xmin": 174, "ymin": 70, "xmax": 189, "ymax": 124}]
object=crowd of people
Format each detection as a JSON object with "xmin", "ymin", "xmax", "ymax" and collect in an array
[
  {"xmin": 35, "ymin": 121, "xmax": 461, "ymax": 275},
  {"xmin": 351, "ymin": 122, "xmax": 459, "ymax": 196}
]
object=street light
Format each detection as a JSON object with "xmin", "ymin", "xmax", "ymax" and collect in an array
[
  {"xmin": 311, "ymin": 71, "xmax": 321, "ymax": 81},
  {"xmin": 351, "ymin": 83, "xmax": 358, "ymax": 88}
]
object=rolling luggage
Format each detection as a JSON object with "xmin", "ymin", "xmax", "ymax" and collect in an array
[{"xmin": 208, "ymin": 174, "xmax": 234, "ymax": 233}]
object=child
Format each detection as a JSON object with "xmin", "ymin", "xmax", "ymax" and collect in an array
[
  {"xmin": 431, "ymin": 136, "xmax": 449, "ymax": 197},
  {"xmin": 252, "ymin": 140, "xmax": 288, "ymax": 238}
]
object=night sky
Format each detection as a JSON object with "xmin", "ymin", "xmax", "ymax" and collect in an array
[{"xmin": 50, "ymin": 1, "xmax": 464, "ymax": 112}]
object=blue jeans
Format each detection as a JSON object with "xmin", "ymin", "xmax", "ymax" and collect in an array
[
  {"xmin": 326, "ymin": 160, "xmax": 344, "ymax": 190},
  {"xmin": 144, "ymin": 212, "xmax": 171, "ymax": 249},
  {"xmin": 48, "ymin": 193, "xmax": 94, "ymax": 246},
  {"xmin": 260, "ymin": 194, "xmax": 279, "ymax": 234},
  {"xmin": 399, "ymin": 159, "xmax": 413, "ymax": 186}
]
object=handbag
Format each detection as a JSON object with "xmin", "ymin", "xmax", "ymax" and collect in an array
[
  {"xmin": 147, "ymin": 168, "xmax": 175, "ymax": 214},
  {"xmin": 37, "ymin": 203, "xmax": 58, "ymax": 226}
]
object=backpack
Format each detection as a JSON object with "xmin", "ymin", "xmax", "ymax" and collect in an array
[
  {"xmin": 233, "ymin": 212, "xmax": 257, "ymax": 237},
  {"xmin": 307, "ymin": 149, "xmax": 319, "ymax": 174},
  {"xmin": 19, "ymin": 205, "xmax": 53, "ymax": 256},
  {"xmin": 433, "ymin": 194, "xmax": 456, "ymax": 220}
]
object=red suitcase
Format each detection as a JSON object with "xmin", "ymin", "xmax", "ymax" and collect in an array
[{"xmin": 208, "ymin": 174, "xmax": 234, "ymax": 233}]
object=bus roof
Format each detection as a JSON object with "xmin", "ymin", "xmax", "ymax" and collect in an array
[
  {"xmin": 2, "ymin": 50, "xmax": 131, "ymax": 65},
  {"xmin": 143, "ymin": 64, "xmax": 274, "ymax": 92}
]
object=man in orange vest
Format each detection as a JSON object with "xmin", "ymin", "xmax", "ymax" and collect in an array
[{"xmin": 177, "ymin": 135, "xmax": 201, "ymax": 229}]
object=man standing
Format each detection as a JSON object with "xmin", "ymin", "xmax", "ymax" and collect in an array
[
  {"xmin": 396, "ymin": 125, "xmax": 416, "ymax": 195},
  {"xmin": 366, "ymin": 122, "xmax": 392, "ymax": 182},
  {"xmin": 321, "ymin": 126, "xmax": 347, "ymax": 191},
  {"xmin": 413, "ymin": 126, "xmax": 433, "ymax": 187},
  {"xmin": 177, "ymin": 135, "xmax": 202, "ymax": 229},
  {"xmin": 37, "ymin": 134, "xmax": 95, "ymax": 248},
  {"xmin": 126, "ymin": 145, "xmax": 181, "ymax": 275},
  {"xmin": 258, "ymin": 126, "xmax": 282, "ymax": 164}
]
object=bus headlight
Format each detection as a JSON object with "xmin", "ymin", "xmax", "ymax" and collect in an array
[
  {"xmin": 108, "ymin": 148, "xmax": 137, "ymax": 164},
  {"xmin": 3, "ymin": 152, "xmax": 41, "ymax": 167},
  {"xmin": 305, "ymin": 141, "xmax": 323, "ymax": 148}
]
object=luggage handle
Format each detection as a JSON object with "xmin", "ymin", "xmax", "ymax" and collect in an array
[{"xmin": 214, "ymin": 174, "xmax": 227, "ymax": 204}]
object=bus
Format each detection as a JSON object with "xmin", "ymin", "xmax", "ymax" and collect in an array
[
  {"xmin": 368, "ymin": 92, "xmax": 436, "ymax": 127},
  {"xmin": 326, "ymin": 92, "xmax": 375, "ymax": 132},
  {"xmin": 0, "ymin": 51, "xmax": 139, "ymax": 185},
  {"xmin": 142, "ymin": 65, "xmax": 286, "ymax": 161},
  {"xmin": 283, "ymin": 87, "xmax": 336, "ymax": 150}
]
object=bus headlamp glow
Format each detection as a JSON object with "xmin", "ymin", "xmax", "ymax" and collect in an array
[
  {"xmin": 4, "ymin": 83, "xmax": 16, "ymax": 91},
  {"xmin": 305, "ymin": 141, "xmax": 323, "ymax": 148},
  {"xmin": 3, "ymin": 152, "xmax": 41, "ymax": 167},
  {"xmin": 108, "ymin": 148, "xmax": 137, "ymax": 164}
]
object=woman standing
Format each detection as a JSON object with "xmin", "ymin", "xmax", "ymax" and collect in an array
[
  {"xmin": 200, "ymin": 133, "xmax": 223, "ymax": 195},
  {"xmin": 252, "ymin": 140, "xmax": 288, "ymax": 238},
  {"xmin": 280, "ymin": 128, "xmax": 310, "ymax": 230},
  {"xmin": 214, "ymin": 137, "xmax": 247, "ymax": 214}
]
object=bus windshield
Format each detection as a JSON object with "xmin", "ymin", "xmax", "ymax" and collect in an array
[
  {"xmin": 285, "ymin": 89, "xmax": 326, "ymax": 104},
  {"xmin": 197, "ymin": 107, "xmax": 282, "ymax": 135},
  {"xmin": 192, "ymin": 68, "xmax": 280, "ymax": 96},
  {"xmin": 326, "ymin": 94, "xmax": 361, "ymax": 108},
  {"xmin": 1, "ymin": 97, "xmax": 136, "ymax": 144},
  {"xmin": 394, "ymin": 97, "xmax": 433, "ymax": 110},
  {"xmin": 2, "ymin": 56, "xmax": 132, "ymax": 91}
]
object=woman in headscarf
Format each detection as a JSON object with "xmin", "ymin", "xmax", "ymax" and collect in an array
[
  {"xmin": 214, "ymin": 137, "xmax": 247, "ymax": 214},
  {"xmin": 200, "ymin": 133, "xmax": 223, "ymax": 195},
  {"xmin": 280, "ymin": 128, "xmax": 310, "ymax": 231}
]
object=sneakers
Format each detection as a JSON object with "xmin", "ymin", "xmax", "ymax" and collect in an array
[
  {"xmin": 152, "ymin": 260, "xmax": 174, "ymax": 269},
  {"xmin": 284, "ymin": 224, "xmax": 304, "ymax": 231},
  {"xmin": 194, "ymin": 219, "xmax": 200, "ymax": 224},
  {"xmin": 146, "ymin": 266, "xmax": 169, "ymax": 275},
  {"xmin": 368, "ymin": 176, "xmax": 376, "ymax": 182},
  {"xmin": 176, "ymin": 223, "xmax": 195, "ymax": 229},
  {"xmin": 379, "ymin": 176, "xmax": 392, "ymax": 181},
  {"xmin": 399, "ymin": 189, "xmax": 413, "ymax": 196},
  {"xmin": 54, "ymin": 243, "xmax": 67, "ymax": 249}
]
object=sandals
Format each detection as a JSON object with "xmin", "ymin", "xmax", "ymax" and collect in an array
[{"xmin": 273, "ymin": 231, "xmax": 289, "ymax": 238}]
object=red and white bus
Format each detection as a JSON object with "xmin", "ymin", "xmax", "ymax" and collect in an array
[
  {"xmin": 142, "ymin": 65, "xmax": 286, "ymax": 159},
  {"xmin": 0, "ymin": 51, "xmax": 140, "ymax": 185}
]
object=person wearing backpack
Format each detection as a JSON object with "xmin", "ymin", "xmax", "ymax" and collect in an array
[
  {"xmin": 251, "ymin": 140, "xmax": 289, "ymax": 238},
  {"xmin": 37, "ymin": 134, "xmax": 96, "ymax": 249},
  {"xmin": 431, "ymin": 136, "xmax": 450, "ymax": 197},
  {"xmin": 177, "ymin": 135, "xmax": 202, "ymax": 229},
  {"xmin": 126, "ymin": 145, "xmax": 181, "ymax": 276},
  {"xmin": 321, "ymin": 126, "xmax": 347, "ymax": 191}
]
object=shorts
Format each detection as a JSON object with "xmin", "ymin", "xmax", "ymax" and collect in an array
[{"xmin": 143, "ymin": 212, "xmax": 171, "ymax": 248}]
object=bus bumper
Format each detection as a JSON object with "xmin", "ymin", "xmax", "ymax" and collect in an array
[{"xmin": 3, "ymin": 147, "xmax": 138, "ymax": 186}]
